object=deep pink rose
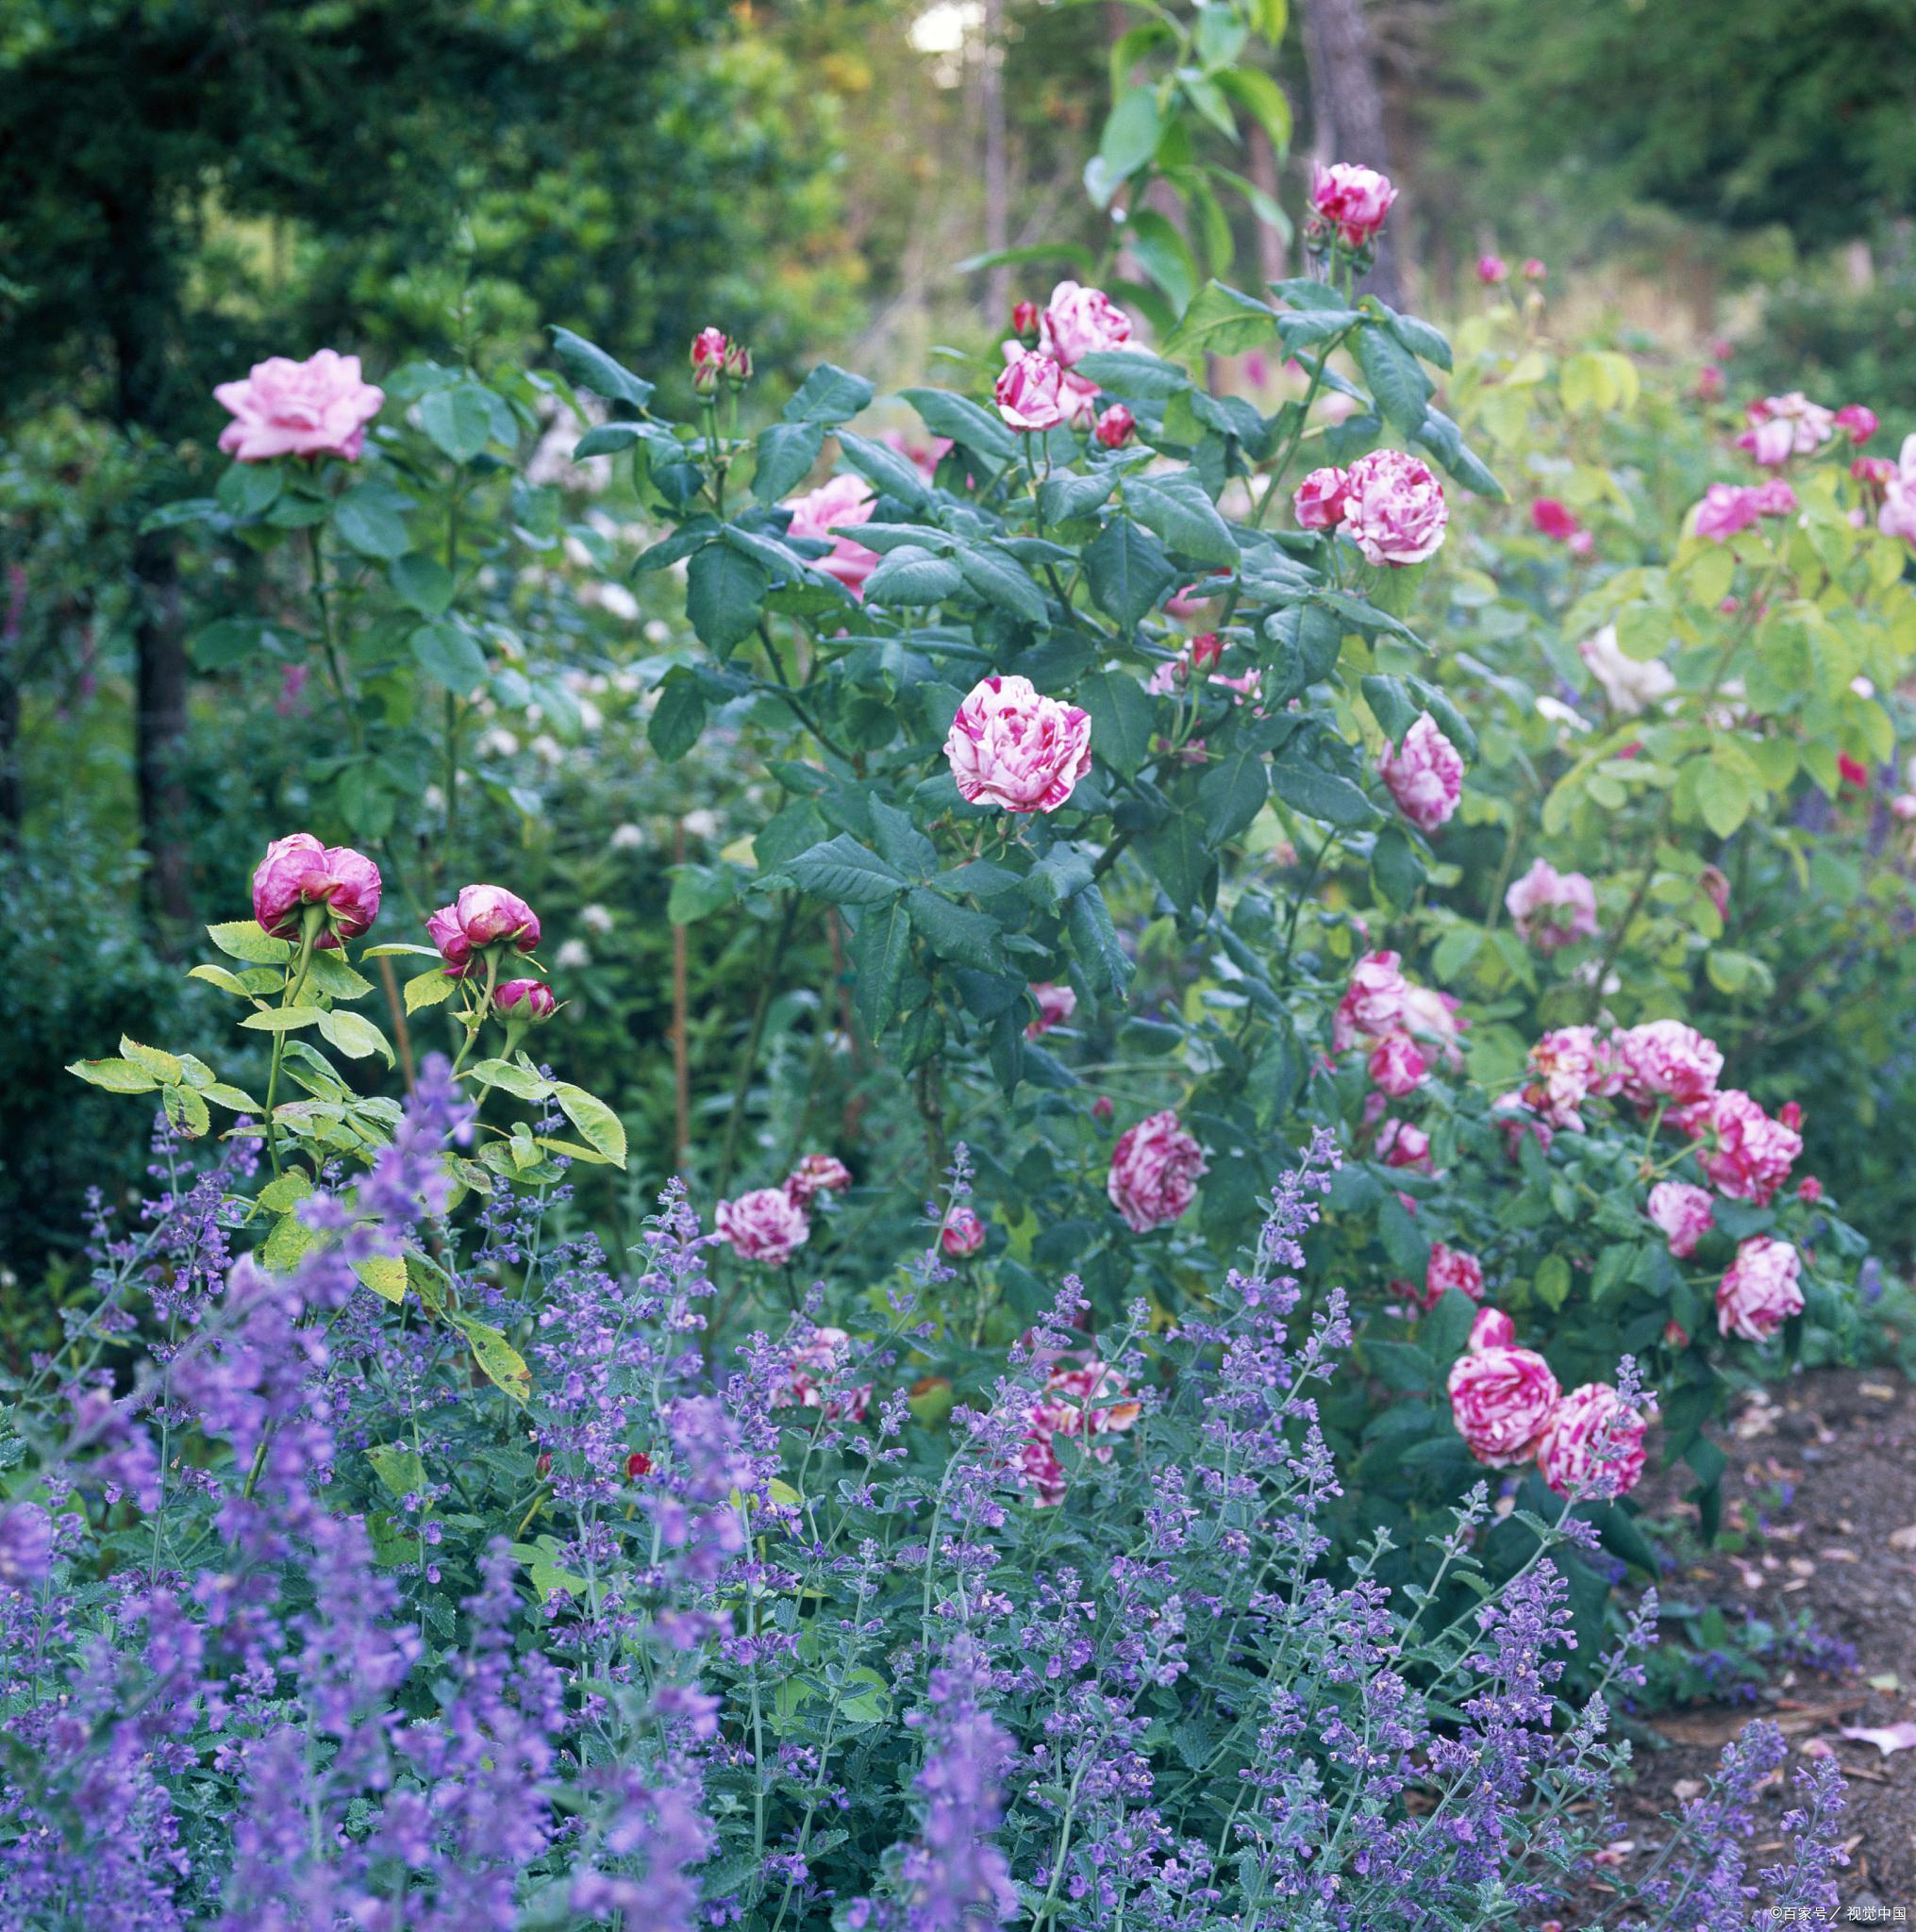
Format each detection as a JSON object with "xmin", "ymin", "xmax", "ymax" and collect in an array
[
  {"xmin": 1378, "ymin": 712, "xmax": 1464, "ymax": 832},
  {"xmin": 1039, "ymin": 281, "xmax": 1132, "ymax": 369},
  {"xmin": 1615, "ymin": 1020, "xmax": 1723, "ymax": 1109},
  {"xmin": 690, "ymin": 325, "xmax": 729, "ymax": 371},
  {"xmin": 1475, "ymin": 255, "xmax": 1508, "ymax": 286},
  {"xmin": 1025, "ymin": 982, "xmax": 1078, "ymax": 1039},
  {"xmin": 1530, "ymin": 498, "xmax": 1580, "ymax": 542},
  {"xmin": 1697, "ymin": 363, "xmax": 1725, "ymax": 401},
  {"xmin": 214, "ymin": 350, "xmax": 384, "ymax": 463},
  {"xmin": 1524, "ymin": 1024, "xmax": 1624, "ymax": 1129},
  {"xmin": 785, "ymin": 475, "xmax": 879, "ymax": 596},
  {"xmin": 1646, "ymin": 1180, "xmax": 1714, "ymax": 1259},
  {"xmin": 1015, "ymin": 1358, "xmax": 1141, "ymax": 1506},
  {"xmin": 251, "ymin": 833, "xmax": 382, "ymax": 948},
  {"xmin": 1504, "ymin": 858, "xmax": 1597, "ymax": 954},
  {"xmin": 1332, "ymin": 949, "xmax": 1410, "ymax": 1051},
  {"xmin": 944, "ymin": 675, "xmax": 1092, "ymax": 813},
  {"xmin": 775, "ymin": 1324, "xmax": 869, "ymax": 1421},
  {"xmin": 1341, "ymin": 449, "xmax": 1448, "ymax": 567},
  {"xmin": 1448, "ymin": 1343, "xmax": 1559, "ymax": 1467},
  {"xmin": 1468, "ymin": 1307, "xmax": 1516, "ymax": 1352},
  {"xmin": 1736, "ymin": 391, "xmax": 1834, "ymax": 467},
  {"xmin": 1535, "ymin": 1383, "xmax": 1647, "ymax": 1498},
  {"xmin": 425, "ymin": 884, "xmax": 541, "ymax": 976},
  {"xmin": 1717, "ymin": 1236, "xmax": 1804, "ymax": 1341},
  {"xmin": 1011, "ymin": 299, "xmax": 1040, "ymax": 339},
  {"xmin": 1293, "ymin": 465, "xmax": 1350, "ymax": 531},
  {"xmin": 1425, "ymin": 1241, "xmax": 1485, "ymax": 1311},
  {"xmin": 1687, "ymin": 1089, "xmax": 1801, "ymax": 1206},
  {"xmin": 716, "ymin": 1187, "xmax": 810, "ymax": 1264},
  {"xmin": 1836, "ymin": 404, "xmax": 1878, "ymax": 445},
  {"xmin": 785, "ymin": 1154, "xmax": 853, "ymax": 1206},
  {"xmin": 941, "ymin": 1206, "xmax": 987, "ymax": 1257},
  {"xmin": 995, "ymin": 349, "xmax": 1068, "ymax": 432},
  {"xmin": 1375, "ymin": 1117, "xmax": 1431, "ymax": 1172},
  {"xmin": 1308, "ymin": 161, "xmax": 1397, "ymax": 248},
  {"xmin": 1091, "ymin": 1094, "xmax": 1113, "ymax": 1124},
  {"xmin": 493, "ymin": 978, "xmax": 557, "ymax": 1022},
  {"xmin": 1094, "ymin": 404, "xmax": 1136, "ymax": 450},
  {"xmin": 1368, "ymin": 1032, "xmax": 1427, "ymax": 1098},
  {"xmin": 1107, "ymin": 1109, "xmax": 1207, "ymax": 1232}
]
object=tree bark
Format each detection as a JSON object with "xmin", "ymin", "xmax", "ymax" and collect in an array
[
  {"xmin": 1247, "ymin": 125, "xmax": 1288, "ymax": 287},
  {"xmin": 1300, "ymin": 0, "xmax": 1404, "ymax": 308},
  {"xmin": 980, "ymin": 0, "xmax": 1010, "ymax": 326}
]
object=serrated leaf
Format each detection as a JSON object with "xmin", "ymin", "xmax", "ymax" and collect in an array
[
  {"xmin": 780, "ymin": 836, "xmax": 908, "ymax": 907},
  {"xmin": 1355, "ymin": 324, "xmax": 1433, "ymax": 433},
  {"xmin": 262, "ymin": 1210, "xmax": 318, "ymax": 1272},
  {"xmin": 1075, "ymin": 670, "xmax": 1155, "ymax": 778},
  {"xmin": 239, "ymin": 1006, "xmax": 325, "ymax": 1033},
  {"xmin": 1084, "ymin": 516, "xmax": 1176, "ymax": 630},
  {"xmin": 119, "ymin": 1036, "xmax": 183, "ymax": 1084},
  {"xmin": 851, "ymin": 899, "xmax": 911, "ymax": 1035},
  {"xmin": 906, "ymin": 887, "xmax": 1003, "ymax": 970},
  {"xmin": 898, "ymin": 387, "xmax": 1019, "ymax": 466},
  {"xmin": 1269, "ymin": 751, "xmax": 1376, "ymax": 827},
  {"xmin": 207, "ymin": 921, "xmax": 292, "ymax": 965},
  {"xmin": 189, "ymin": 962, "xmax": 256, "ymax": 998},
  {"xmin": 864, "ymin": 545, "xmax": 963, "ymax": 607},
  {"xmin": 686, "ymin": 542, "xmax": 770, "ymax": 656},
  {"xmin": 1198, "ymin": 744, "xmax": 1269, "ymax": 842},
  {"xmin": 783, "ymin": 363, "xmax": 875, "ymax": 426},
  {"xmin": 404, "ymin": 969, "xmax": 458, "ymax": 1014},
  {"xmin": 550, "ymin": 328, "xmax": 655, "ymax": 408},
  {"xmin": 551, "ymin": 1084, "xmax": 627, "ymax": 1168},
  {"xmin": 318, "ymin": 1009, "xmax": 393, "ymax": 1065},
  {"xmin": 355, "ymin": 1257, "xmax": 409, "ymax": 1307},
  {"xmin": 1126, "ymin": 475, "xmax": 1241, "ymax": 566},
  {"xmin": 419, "ymin": 381, "xmax": 496, "ymax": 462},
  {"xmin": 1064, "ymin": 884, "xmax": 1132, "ymax": 999},
  {"xmin": 445, "ymin": 1311, "xmax": 532, "ymax": 1405},
  {"xmin": 751, "ymin": 420, "xmax": 826, "ymax": 503},
  {"xmin": 956, "ymin": 545, "xmax": 1047, "ymax": 625}
]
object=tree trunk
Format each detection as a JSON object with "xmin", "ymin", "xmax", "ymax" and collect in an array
[
  {"xmin": 1300, "ymin": 0, "xmax": 1404, "ymax": 308},
  {"xmin": 981, "ymin": 0, "xmax": 1010, "ymax": 326},
  {"xmin": 1248, "ymin": 125, "xmax": 1288, "ymax": 287}
]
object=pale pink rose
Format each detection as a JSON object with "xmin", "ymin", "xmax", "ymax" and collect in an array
[
  {"xmin": 425, "ymin": 884, "xmax": 541, "ymax": 976},
  {"xmin": 1694, "ymin": 483, "xmax": 1761, "ymax": 543},
  {"xmin": 1736, "ymin": 391, "xmax": 1835, "ymax": 467},
  {"xmin": 1094, "ymin": 404, "xmax": 1136, "ymax": 449},
  {"xmin": 493, "ymin": 978, "xmax": 557, "ymax": 1023},
  {"xmin": 775, "ymin": 1324, "xmax": 869, "ymax": 1421},
  {"xmin": 1059, "ymin": 370, "xmax": 1101, "ymax": 430},
  {"xmin": 784, "ymin": 474, "xmax": 879, "ymax": 596},
  {"xmin": 943, "ymin": 675, "xmax": 1093, "ymax": 814},
  {"xmin": 1881, "ymin": 480, "xmax": 1916, "ymax": 543},
  {"xmin": 1340, "ymin": 449, "xmax": 1448, "ymax": 567},
  {"xmin": 785, "ymin": 1154, "xmax": 853, "ymax": 1206},
  {"xmin": 1292, "ymin": 465, "xmax": 1350, "ymax": 531},
  {"xmin": 1468, "ymin": 1307, "xmax": 1516, "ymax": 1352},
  {"xmin": 251, "ymin": 833, "xmax": 382, "ymax": 948},
  {"xmin": 941, "ymin": 1207, "xmax": 986, "ymax": 1257},
  {"xmin": 1475, "ymin": 255, "xmax": 1508, "ymax": 286},
  {"xmin": 1368, "ymin": 1032, "xmax": 1428, "ymax": 1098},
  {"xmin": 1535, "ymin": 1383, "xmax": 1648, "ymax": 1498},
  {"xmin": 1505, "ymin": 858, "xmax": 1598, "ymax": 955},
  {"xmin": 1716, "ymin": 1236, "xmax": 1804, "ymax": 1341},
  {"xmin": 1332, "ymin": 949, "xmax": 1411, "ymax": 1051},
  {"xmin": 1025, "ymin": 982, "xmax": 1078, "ymax": 1039},
  {"xmin": 1580, "ymin": 624, "xmax": 1675, "ymax": 715},
  {"xmin": 1751, "ymin": 477, "xmax": 1798, "ymax": 518},
  {"xmin": 1375, "ymin": 1117, "xmax": 1432, "ymax": 1172},
  {"xmin": 878, "ymin": 428, "xmax": 954, "ymax": 484},
  {"xmin": 1646, "ymin": 1180, "xmax": 1715, "ymax": 1259},
  {"xmin": 1402, "ymin": 984, "xmax": 1467, "ymax": 1070},
  {"xmin": 995, "ymin": 349, "xmax": 1068, "ymax": 431},
  {"xmin": 716, "ymin": 1187, "xmax": 810, "ymax": 1264},
  {"xmin": 1893, "ymin": 792, "xmax": 1916, "ymax": 821},
  {"xmin": 214, "ymin": 350, "xmax": 384, "ymax": 463},
  {"xmin": 1107, "ymin": 1108, "xmax": 1208, "ymax": 1232},
  {"xmin": 1615, "ymin": 1020, "xmax": 1723, "ymax": 1109},
  {"xmin": 1524, "ymin": 1024, "xmax": 1623, "ymax": 1129},
  {"xmin": 1448, "ymin": 1344, "xmax": 1560, "ymax": 1467},
  {"xmin": 1308, "ymin": 161, "xmax": 1397, "ymax": 248},
  {"xmin": 1687, "ymin": 1089, "xmax": 1801, "ymax": 1206},
  {"xmin": 1836, "ymin": 404, "xmax": 1878, "ymax": 445},
  {"xmin": 1039, "ymin": 281, "xmax": 1133, "ymax": 368},
  {"xmin": 1378, "ymin": 712, "xmax": 1464, "ymax": 832}
]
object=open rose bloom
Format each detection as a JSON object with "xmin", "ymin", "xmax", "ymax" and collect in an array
[
  {"xmin": 784, "ymin": 475, "xmax": 879, "ymax": 596},
  {"xmin": 1340, "ymin": 449, "xmax": 1447, "ymax": 566},
  {"xmin": 1025, "ymin": 981, "xmax": 1077, "ymax": 1039},
  {"xmin": 1308, "ymin": 161, "xmax": 1397, "ymax": 249},
  {"xmin": 1534, "ymin": 1382, "xmax": 1648, "ymax": 1498},
  {"xmin": 1039, "ymin": 280, "xmax": 1132, "ymax": 368},
  {"xmin": 251, "ymin": 833, "xmax": 381, "ymax": 948},
  {"xmin": 1717, "ymin": 1236, "xmax": 1804, "ymax": 1341},
  {"xmin": 1504, "ymin": 857, "xmax": 1597, "ymax": 954},
  {"xmin": 716, "ymin": 1188, "xmax": 810, "ymax": 1265},
  {"xmin": 994, "ymin": 349, "xmax": 1068, "ymax": 432},
  {"xmin": 785, "ymin": 1154, "xmax": 853, "ymax": 1206},
  {"xmin": 1108, "ymin": 1109, "xmax": 1207, "ymax": 1232},
  {"xmin": 1017, "ymin": 1358, "xmax": 1142, "ymax": 1507},
  {"xmin": 775, "ymin": 1324, "xmax": 870, "ymax": 1422},
  {"xmin": 1647, "ymin": 1180, "xmax": 1715, "ymax": 1258},
  {"xmin": 944, "ymin": 675, "xmax": 1092, "ymax": 813},
  {"xmin": 1378, "ymin": 712, "xmax": 1464, "ymax": 832},
  {"xmin": 1448, "ymin": 1343, "xmax": 1559, "ymax": 1467},
  {"xmin": 1686, "ymin": 1089, "xmax": 1801, "ymax": 1205},
  {"xmin": 215, "ymin": 350, "xmax": 384, "ymax": 463}
]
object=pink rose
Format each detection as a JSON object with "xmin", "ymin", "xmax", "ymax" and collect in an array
[
  {"xmin": 1475, "ymin": 255, "xmax": 1508, "ymax": 286},
  {"xmin": 1717, "ymin": 1236, "xmax": 1804, "ymax": 1341},
  {"xmin": 1011, "ymin": 299, "xmax": 1040, "ymax": 339},
  {"xmin": 214, "ymin": 350, "xmax": 384, "ymax": 463},
  {"xmin": 1368, "ymin": 1032, "xmax": 1428, "ymax": 1098},
  {"xmin": 1332, "ymin": 949, "xmax": 1411, "ymax": 1051},
  {"xmin": 776, "ymin": 1324, "xmax": 869, "ymax": 1422},
  {"xmin": 1341, "ymin": 450, "xmax": 1448, "ymax": 567},
  {"xmin": 1736, "ymin": 392, "xmax": 1834, "ymax": 467},
  {"xmin": 1522, "ymin": 258, "xmax": 1546, "ymax": 282},
  {"xmin": 1535, "ymin": 1383, "xmax": 1648, "ymax": 1498},
  {"xmin": 1492, "ymin": 1093, "xmax": 1554, "ymax": 1163},
  {"xmin": 1646, "ymin": 1180, "xmax": 1714, "ymax": 1259},
  {"xmin": 1402, "ymin": 984, "xmax": 1467, "ymax": 1070},
  {"xmin": 251, "ymin": 833, "xmax": 382, "ymax": 948},
  {"xmin": 1696, "ymin": 364, "xmax": 1725, "ymax": 402},
  {"xmin": 1094, "ymin": 404, "xmax": 1136, "ymax": 450},
  {"xmin": 1504, "ymin": 857, "xmax": 1598, "ymax": 954},
  {"xmin": 1308, "ymin": 161, "xmax": 1397, "ymax": 249},
  {"xmin": 941, "ymin": 1207, "xmax": 986, "ymax": 1257},
  {"xmin": 1448, "ymin": 1343, "xmax": 1560, "ymax": 1467},
  {"xmin": 1524, "ymin": 1024, "xmax": 1623, "ymax": 1129},
  {"xmin": 425, "ymin": 884, "xmax": 541, "ymax": 977},
  {"xmin": 1425, "ymin": 1241, "xmax": 1485, "ymax": 1310},
  {"xmin": 943, "ymin": 675, "xmax": 1093, "ymax": 814},
  {"xmin": 1615, "ymin": 1019, "xmax": 1723, "ymax": 1109},
  {"xmin": 995, "ymin": 349, "xmax": 1068, "ymax": 432},
  {"xmin": 1040, "ymin": 281, "xmax": 1133, "ymax": 369},
  {"xmin": 1025, "ymin": 982, "xmax": 1078, "ymax": 1039},
  {"xmin": 493, "ymin": 978, "xmax": 557, "ymax": 1023},
  {"xmin": 1292, "ymin": 465, "xmax": 1350, "ymax": 531},
  {"xmin": 1107, "ymin": 1109, "xmax": 1208, "ymax": 1232},
  {"xmin": 1375, "ymin": 1117, "xmax": 1431, "ymax": 1172},
  {"xmin": 1752, "ymin": 478, "xmax": 1798, "ymax": 518},
  {"xmin": 1836, "ymin": 404, "xmax": 1878, "ymax": 445},
  {"xmin": 785, "ymin": 474, "xmax": 880, "ymax": 597},
  {"xmin": 690, "ymin": 325, "xmax": 729, "ymax": 371},
  {"xmin": 716, "ymin": 1187, "xmax": 809, "ymax": 1265},
  {"xmin": 1694, "ymin": 483, "xmax": 1762, "ymax": 542},
  {"xmin": 1378, "ymin": 712, "xmax": 1464, "ymax": 832},
  {"xmin": 785, "ymin": 1154, "xmax": 853, "ymax": 1206},
  {"xmin": 1530, "ymin": 498, "xmax": 1580, "ymax": 542},
  {"xmin": 1015, "ymin": 1358, "xmax": 1141, "ymax": 1506},
  {"xmin": 1091, "ymin": 1094, "xmax": 1114, "ymax": 1124},
  {"xmin": 1469, "ymin": 1307, "xmax": 1516, "ymax": 1352},
  {"xmin": 1797, "ymin": 1174, "xmax": 1824, "ymax": 1204},
  {"xmin": 1686, "ymin": 1089, "xmax": 1801, "ymax": 1206}
]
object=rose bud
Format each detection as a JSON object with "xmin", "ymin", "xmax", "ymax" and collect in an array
[
  {"xmin": 625, "ymin": 1451, "xmax": 652, "ymax": 1480},
  {"xmin": 535, "ymin": 1452, "xmax": 552, "ymax": 1479},
  {"xmin": 426, "ymin": 884, "xmax": 541, "ymax": 976},
  {"xmin": 1011, "ymin": 298, "xmax": 1040, "ymax": 341},
  {"xmin": 690, "ymin": 325, "xmax": 728, "ymax": 395},
  {"xmin": 1091, "ymin": 1095, "xmax": 1114, "ymax": 1124},
  {"xmin": 723, "ymin": 340, "xmax": 753, "ymax": 386},
  {"xmin": 1093, "ymin": 403, "xmax": 1136, "ymax": 449},
  {"xmin": 252, "ymin": 833, "xmax": 382, "ymax": 949},
  {"xmin": 1835, "ymin": 404, "xmax": 1878, "ymax": 445},
  {"xmin": 1522, "ymin": 258, "xmax": 1546, "ymax": 281},
  {"xmin": 494, "ymin": 978, "xmax": 557, "ymax": 1023},
  {"xmin": 941, "ymin": 1207, "xmax": 986, "ymax": 1257}
]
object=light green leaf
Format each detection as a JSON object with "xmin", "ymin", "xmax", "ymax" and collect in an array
[
  {"xmin": 404, "ymin": 970, "xmax": 458, "ymax": 1014},
  {"xmin": 551, "ymin": 1084, "xmax": 627, "ymax": 1168},
  {"xmin": 207, "ymin": 921, "xmax": 292, "ymax": 965},
  {"xmin": 444, "ymin": 1311, "xmax": 533, "ymax": 1405},
  {"xmin": 317, "ymin": 1009, "xmax": 393, "ymax": 1066},
  {"xmin": 240, "ymin": 1006, "xmax": 325, "ymax": 1033}
]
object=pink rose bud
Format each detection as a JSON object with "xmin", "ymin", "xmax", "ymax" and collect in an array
[
  {"xmin": 1663, "ymin": 1321, "xmax": 1690, "ymax": 1349},
  {"xmin": 722, "ymin": 340, "xmax": 753, "ymax": 386},
  {"xmin": 493, "ymin": 978, "xmax": 556, "ymax": 1023},
  {"xmin": 1308, "ymin": 161, "xmax": 1397, "ymax": 250},
  {"xmin": 786, "ymin": 1154, "xmax": 854, "ymax": 1206},
  {"xmin": 1836, "ymin": 404, "xmax": 1878, "ymax": 444},
  {"xmin": 1039, "ymin": 280, "xmax": 1133, "ymax": 369},
  {"xmin": 251, "ymin": 833, "xmax": 382, "ymax": 948},
  {"xmin": 1011, "ymin": 298, "xmax": 1040, "ymax": 340},
  {"xmin": 1091, "ymin": 1095, "xmax": 1114, "ymax": 1124},
  {"xmin": 1504, "ymin": 857, "xmax": 1598, "ymax": 955},
  {"xmin": 941, "ymin": 1207, "xmax": 987, "ymax": 1257},
  {"xmin": 1448, "ymin": 1343, "xmax": 1560, "ymax": 1467},
  {"xmin": 1093, "ymin": 403, "xmax": 1136, "ymax": 450},
  {"xmin": 1797, "ymin": 1174, "xmax": 1824, "ymax": 1205},
  {"xmin": 1646, "ymin": 1180, "xmax": 1715, "ymax": 1259},
  {"xmin": 784, "ymin": 474, "xmax": 880, "ymax": 597},
  {"xmin": 1378, "ymin": 712, "xmax": 1465, "ymax": 833},
  {"xmin": 943, "ymin": 675, "xmax": 1092, "ymax": 814},
  {"xmin": 1838, "ymin": 752, "xmax": 1870, "ymax": 788},
  {"xmin": 1375, "ymin": 1117, "xmax": 1432, "ymax": 1171},
  {"xmin": 1368, "ymin": 1032, "xmax": 1428, "ymax": 1098},
  {"xmin": 1292, "ymin": 465, "xmax": 1350, "ymax": 531},
  {"xmin": 690, "ymin": 325, "xmax": 728, "ymax": 396},
  {"xmin": 1339, "ymin": 449, "xmax": 1448, "ymax": 566},
  {"xmin": 1475, "ymin": 255, "xmax": 1508, "ymax": 286},
  {"xmin": 1717, "ymin": 1236, "xmax": 1804, "ymax": 1341},
  {"xmin": 715, "ymin": 1187, "xmax": 810, "ymax": 1264},
  {"xmin": 214, "ymin": 350, "xmax": 384, "ymax": 463},
  {"xmin": 1107, "ymin": 1109, "xmax": 1208, "ymax": 1232},
  {"xmin": 425, "ymin": 884, "xmax": 541, "ymax": 977},
  {"xmin": 1529, "ymin": 497, "xmax": 1580, "ymax": 542},
  {"xmin": 1777, "ymin": 1100, "xmax": 1803, "ymax": 1129},
  {"xmin": 994, "ymin": 349, "xmax": 1068, "ymax": 432},
  {"xmin": 1535, "ymin": 1383, "xmax": 1648, "ymax": 1498},
  {"xmin": 1025, "ymin": 982, "xmax": 1077, "ymax": 1039},
  {"xmin": 1468, "ymin": 1307, "xmax": 1516, "ymax": 1353},
  {"xmin": 1854, "ymin": 455, "xmax": 1896, "ymax": 491},
  {"xmin": 1522, "ymin": 258, "xmax": 1546, "ymax": 281},
  {"xmin": 1696, "ymin": 364, "xmax": 1725, "ymax": 401}
]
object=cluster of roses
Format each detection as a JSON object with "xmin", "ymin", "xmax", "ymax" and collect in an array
[
  {"xmin": 688, "ymin": 323, "xmax": 752, "ymax": 396},
  {"xmin": 1292, "ymin": 449, "xmax": 1450, "ymax": 571},
  {"xmin": 994, "ymin": 279, "xmax": 1138, "ymax": 446},
  {"xmin": 1012, "ymin": 1357, "xmax": 1142, "ymax": 1507},
  {"xmin": 251, "ymin": 835, "xmax": 554, "ymax": 1024},
  {"xmin": 1335, "ymin": 946, "xmax": 1466, "ymax": 1133},
  {"xmin": 714, "ymin": 1154, "xmax": 857, "ymax": 1267}
]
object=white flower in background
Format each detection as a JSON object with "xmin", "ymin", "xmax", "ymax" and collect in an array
[
  {"xmin": 531, "ymin": 734, "xmax": 563, "ymax": 763},
  {"xmin": 644, "ymin": 620, "xmax": 672, "ymax": 645},
  {"xmin": 1534, "ymin": 695, "xmax": 1591, "ymax": 732},
  {"xmin": 610, "ymin": 823, "xmax": 644, "ymax": 850},
  {"xmin": 555, "ymin": 939, "xmax": 591, "ymax": 970},
  {"xmin": 576, "ymin": 697, "xmax": 604, "ymax": 733},
  {"xmin": 683, "ymin": 808, "xmax": 721, "ymax": 841},
  {"xmin": 424, "ymin": 784, "xmax": 446, "ymax": 814},
  {"xmin": 587, "ymin": 582, "xmax": 640, "ymax": 623},
  {"xmin": 479, "ymin": 727, "xmax": 520, "ymax": 758},
  {"xmin": 580, "ymin": 904, "xmax": 614, "ymax": 935},
  {"xmin": 1579, "ymin": 624, "xmax": 1674, "ymax": 716},
  {"xmin": 564, "ymin": 534, "xmax": 595, "ymax": 569},
  {"xmin": 1851, "ymin": 675, "xmax": 1876, "ymax": 698}
]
